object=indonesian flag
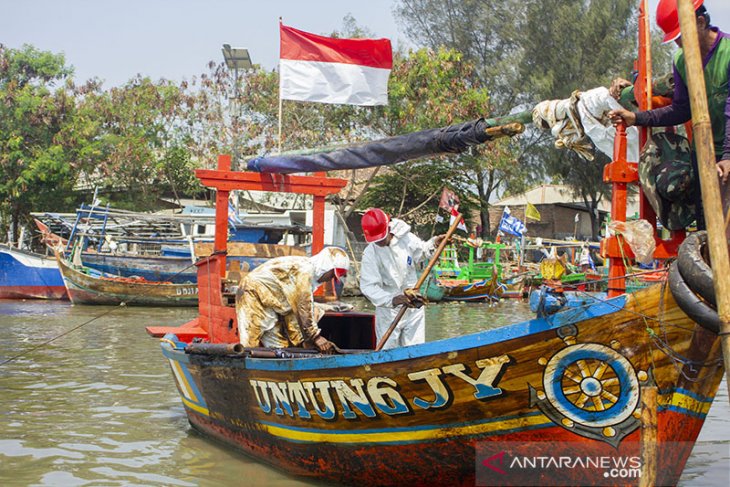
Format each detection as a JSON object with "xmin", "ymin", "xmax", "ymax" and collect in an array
[
  {"xmin": 279, "ymin": 24, "xmax": 392, "ymax": 106},
  {"xmin": 450, "ymin": 207, "xmax": 467, "ymax": 233}
]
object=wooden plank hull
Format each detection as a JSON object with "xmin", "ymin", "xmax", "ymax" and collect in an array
[
  {"xmin": 58, "ymin": 257, "xmax": 197, "ymax": 306},
  {"xmin": 159, "ymin": 283, "xmax": 724, "ymax": 486},
  {"xmin": 80, "ymin": 253, "xmax": 199, "ymax": 284},
  {"xmin": 0, "ymin": 244, "xmax": 68, "ymax": 300},
  {"xmin": 439, "ymin": 277, "xmax": 503, "ymax": 301},
  {"xmin": 80, "ymin": 243, "xmax": 306, "ymax": 284}
]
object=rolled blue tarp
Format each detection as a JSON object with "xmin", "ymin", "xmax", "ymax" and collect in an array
[{"xmin": 247, "ymin": 118, "xmax": 492, "ymax": 174}]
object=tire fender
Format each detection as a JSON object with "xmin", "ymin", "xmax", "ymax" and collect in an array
[
  {"xmin": 676, "ymin": 231, "xmax": 716, "ymax": 306},
  {"xmin": 668, "ymin": 263, "xmax": 720, "ymax": 334}
]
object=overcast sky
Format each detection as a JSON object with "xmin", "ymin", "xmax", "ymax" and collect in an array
[{"xmin": 2, "ymin": 0, "xmax": 730, "ymax": 88}]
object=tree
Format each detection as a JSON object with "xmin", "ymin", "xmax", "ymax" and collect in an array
[
  {"xmin": 362, "ymin": 48, "xmax": 525, "ymax": 237},
  {"xmin": 77, "ymin": 76, "xmax": 199, "ymax": 209},
  {"xmin": 0, "ymin": 44, "xmax": 81, "ymax": 242},
  {"xmin": 394, "ymin": 0, "xmax": 641, "ymax": 237}
]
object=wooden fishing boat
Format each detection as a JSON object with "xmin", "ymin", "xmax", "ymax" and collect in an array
[
  {"xmin": 34, "ymin": 209, "xmax": 310, "ymax": 284},
  {"xmin": 0, "ymin": 244, "xmax": 67, "ymax": 300},
  {"xmin": 147, "ymin": 157, "xmax": 726, "ymax": 486},
  {"xmin": 421, "ymin": 242, "xmax": 508, "ymax": 302},
  {"xmin": 438, "ymin": 274, "xmax": 504, "ymax": 301},
  {"xmin": 75, "ymin": 242, "xmax": 304, "ymax": 284},
  {"xmin": 57, "ymin": 254, "xmax": 198, "ymax": 306},
  {"xmin": 154, "ymin": 279, "xmax": 722, "ymax": 486}
]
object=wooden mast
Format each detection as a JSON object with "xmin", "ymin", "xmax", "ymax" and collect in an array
[{"xmin": 676, "ymin": 0, "xmax": 730, "ymax": 400}]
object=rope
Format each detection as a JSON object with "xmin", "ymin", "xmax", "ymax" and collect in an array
[
  {"xmin": 534, "ymin": 267, "xmax": 669, "ymax": 291},
  {"xmin": 0, "ymin": 306, "xmax": 120, "ymax": 366},
  {"xmin": 561, "ymin": 283, "xmax": 723, "ymax": 378},
  {"xmin": 0, "ymin": 258, "xmax": 200, "ymax": 367}
]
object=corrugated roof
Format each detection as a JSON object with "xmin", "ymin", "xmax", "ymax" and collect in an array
[{"xmin": 494, "ymin": 184, "xmax": 639, "ymax": 214}]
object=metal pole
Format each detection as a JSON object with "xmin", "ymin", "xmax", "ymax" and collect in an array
[
  {"xmin": 677, "ymin": 0, "xmax": 730, "ymax": 403},
  {"xmin": 232, "ymin": 65, "xmax": 240, "ymax": 216}
]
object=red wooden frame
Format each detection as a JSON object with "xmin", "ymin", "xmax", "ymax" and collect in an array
[
  {"xmin": 602, "ymin": 0, "xmax": 684, "ymax": 297},
  {"xmin": 146, "ymin": 154, "xmax": 347, "ymax": 339}
]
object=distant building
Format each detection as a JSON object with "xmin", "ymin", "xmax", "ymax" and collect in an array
[{"xmin": 490, "ymin": 184, "xmax": 639, "ymax": 241}]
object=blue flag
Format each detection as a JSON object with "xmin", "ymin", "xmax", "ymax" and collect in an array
[
  {"xmin": 228, "ymin": 201, "xmax": 243, "ymax": 226},
  {"xmin": 499, "ymin": 206, "xmax": 527, "ymax": 237}
]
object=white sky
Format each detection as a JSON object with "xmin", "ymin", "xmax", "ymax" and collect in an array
[{"xmin": 2, "ymin": 0, "xmax": 729, "ymax": 89}]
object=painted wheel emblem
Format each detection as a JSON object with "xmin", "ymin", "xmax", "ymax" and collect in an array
[
  {"xmin": 542, "ymin": 343, "xmax": 639, "ymax": 428},
  {"xmin": 529, "ymin": 332, "xmax": 651, "ymax": 447}
]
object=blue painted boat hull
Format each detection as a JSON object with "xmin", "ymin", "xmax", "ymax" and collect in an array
[
  {"xmin": 0, "ymin": 245, "xmax": 67, "ymax": 300},
  {"xmin": 79, "ymin": 253, "xmax": 270, "ymax": 284}
]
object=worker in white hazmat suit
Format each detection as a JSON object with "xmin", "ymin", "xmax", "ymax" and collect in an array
[
  {"xmin": 359, "ymin": 208, "xmax": 443, "ymax": 349},
  {"xmin": 235, "ymin": 247, "xmax": 350, "ymax": 353}
]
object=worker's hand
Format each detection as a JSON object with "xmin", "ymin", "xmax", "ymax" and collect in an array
[
  {"xmin": 392, "ymin": 294, "xmax": 412, "ymax": 307},
  {"xmin": 718, "ymin": 159, "xmax": 730, "ymax": 184},
  {"xmin": 393, "ymin": 291, "xmax": 426, "ymax": 308},
  {"xmin": 329, "ymin": 302, "xmax": 354, "ymax": 312},
  {"xmin": 609, "ymin": 77, "xmax": 633, "ymax": 100},
  {"xmin": 404, "ymin": 288, "xmax": 426, "ymax": 308},
  {"xmin": 434, "ymin": 234, "xmax": 448, "ymax": 246},
  {"xmin": 313, "ymin": 335, "xmax": 336, "ymax": 354},
  {"xmin": 607, "ymin": 108, "xmax": 637, "ymax": 127}
]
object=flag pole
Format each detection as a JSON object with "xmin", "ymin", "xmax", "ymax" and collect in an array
[
  {"xmin": 278, "ymin": 17, "xmax": 284, "ymax": 154},
  {"xmin": 278, "ymin": 97, "xmax": 283, "ymax": 154}
]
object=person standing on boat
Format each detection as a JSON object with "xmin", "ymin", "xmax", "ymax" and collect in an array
[
  {"xmin": 235, "ymin": 246, "xmax": 350, "ymax": 354},
  {"xmin": 608, "ymin": 0, "xmax": 730, "ymax": 231},
  {"xmin": 359, "ymin": 208, "xmax": 443, "ymax": 349}
]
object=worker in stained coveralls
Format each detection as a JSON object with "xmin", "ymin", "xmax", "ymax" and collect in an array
[{"xmin": 235, "ymin": 246, "xmax": 350, "ymax": 354}]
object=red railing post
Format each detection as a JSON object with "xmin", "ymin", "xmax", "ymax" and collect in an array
[
  {"xmin": 602, "ymin": 125, "xmax": 638, "ymax": 297},
  {"xmin": 214, "ymin": 155, "xmax": 232, "ymax": 278}
]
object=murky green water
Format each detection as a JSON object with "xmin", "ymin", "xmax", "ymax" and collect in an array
[{"xmin": 0, "ymin": 299, "xmax": 727, "ymax": 486}]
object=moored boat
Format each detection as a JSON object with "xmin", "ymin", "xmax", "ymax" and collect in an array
[
  {"xmin": 438, "ymin": 274, "xmax": 504, "ymax": 301},
  {"xmin": 156, "ymin": 280, "xmax": 723, "ymax": 486},
  {"xmin": 0, "ymin": 244, "xmax": 67, "ymax": 300},
  {"xmin": 57, "ymin": 254, "xmax": 198, "ymax": 306},
  {"xmin": 422, "ymin": 242, "xmax": 508, "ymax": 302}
]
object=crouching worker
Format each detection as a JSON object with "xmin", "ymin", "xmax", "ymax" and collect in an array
[{"xmin": 235, "ymin": 247, "xmax": 349, "ymax": 354}]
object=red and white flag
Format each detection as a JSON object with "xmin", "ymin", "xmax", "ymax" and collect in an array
[
  {"xmin": 439, "ymin": 187, "xmax": 460, "ymax": 212},
  {"xmin": 279, "ymin": 24, "xmax": 392, "ymax": 106},
  {"xmin": 450, "ymin": 207, "xmax": 467, "ymax": 233}
]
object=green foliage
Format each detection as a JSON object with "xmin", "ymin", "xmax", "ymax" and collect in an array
[
  {"xmin": 0, "ymin": 44, "xmax": 79, "ymax": 240},
  {"xmin": 363, "ymin": 48, "xmax": 524, "ymax": 236},
  {"xmin": 72, "ymin": 76, "xmax": 201, "ymax": 210},
  {"xmin": 395, "ymin": 0, "xmax": 640, "ymax": 234}
]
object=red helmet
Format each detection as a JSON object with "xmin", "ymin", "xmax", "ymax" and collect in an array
[
  {"xmin": 361, "ymin": 208, "xmax": 390, "ymax": 243},
  {"xmin": 656, "ymin": 0, "xmax": 704, "ymax": 44}
]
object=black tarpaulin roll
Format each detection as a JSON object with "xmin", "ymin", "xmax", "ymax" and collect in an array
[{"xmin": 247, "ymin": 119, "xmax": 491, "ymax": 174}]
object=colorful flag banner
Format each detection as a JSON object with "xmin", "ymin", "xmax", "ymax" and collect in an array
[
  {"xmin": 279, "ymin": 24, "xmax": 392, "ymax": 106},
  {"xmin": 439, "ymin": 187, "xmax": 460, "ymax": 212},
  {"xmin": 450, "ymin": 207, "xmax": 467, "ymax": 232},
  {"xmin": 525, "ymin": 202, "xmax": 541, "ymax": 221},
  {"xmin": 499, "ymin": 206, "xmax": 527, "ymax": 237},
  {"xmin": 228, "ymin": 201, "xmax": 243, "ymax": 227}
]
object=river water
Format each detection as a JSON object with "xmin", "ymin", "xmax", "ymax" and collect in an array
[{"xmin": 0, "ymin": 298, "xmax": 728, "ymax": 486}]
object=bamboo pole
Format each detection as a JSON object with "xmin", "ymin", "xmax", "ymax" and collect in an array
[
  {"xmin": 677, "ymin": 0, "xmax": 730, "ymax": 402},
  {"xmin": 375, "ymin": 213, "xmax": 464, "ymax": 351},
  {"xmin": 639, "ymin": 386, "xmax": 658, "ymax": 487}
]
